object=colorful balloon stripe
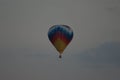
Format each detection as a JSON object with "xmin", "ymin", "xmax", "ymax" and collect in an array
[
  {"xmin": 48, "ymin": 25, "xmax": 73, "ymax": 41},
  {"xmin": 50, "ymin": 31, "xmax": 71, "ymax": 45},
  {"xmin": 48, "ymin": 25, "xmax": 73, "ymax": 55}
]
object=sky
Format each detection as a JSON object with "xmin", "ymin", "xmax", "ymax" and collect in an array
[{"xmin": 0, "ymin": 0, "xmax": 120, "ymax": 80}]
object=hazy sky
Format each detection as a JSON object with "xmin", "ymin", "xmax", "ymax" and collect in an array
[{"xmin": 0, "ymin": 0, "xmax": 120, "ymax": 80}]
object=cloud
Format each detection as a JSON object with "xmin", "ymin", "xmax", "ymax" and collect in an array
[
  {"xmin": 104, "ymin": 0, "xmax": 120, "ymax": 15},
  {"xmin": 0, "ymin": 43, "xmax": 120, "ymax": 80},
  {"xmin": 0, "ymin": 48, "xmax": 50, "ymax": 63},
  {"xmin": 73, "ymin": 42, "xmax": 120, "ymax": 67}
]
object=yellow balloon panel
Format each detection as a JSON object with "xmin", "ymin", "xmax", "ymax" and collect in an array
[{"xmin": 53, "ymin": 38, "xmax": 67, "ymax": 54}]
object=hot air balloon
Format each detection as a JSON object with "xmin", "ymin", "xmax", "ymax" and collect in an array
[{"xmin": 48, "ymin": 25, "xmax": 73, "ymax": 58}]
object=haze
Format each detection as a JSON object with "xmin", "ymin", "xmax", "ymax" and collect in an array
[{"xmin": 0, "ymin": 0, "xmax": 120, "ymax": 80}]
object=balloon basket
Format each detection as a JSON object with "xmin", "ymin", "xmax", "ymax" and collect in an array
[{"xmin": 59, "ymin": 55, "xmax": 62, "ymax": 58}]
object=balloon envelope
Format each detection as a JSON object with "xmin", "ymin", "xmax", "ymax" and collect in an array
[{"xmin": 48, "ymin": 25, "xmax": 73, "ymax": 55}]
